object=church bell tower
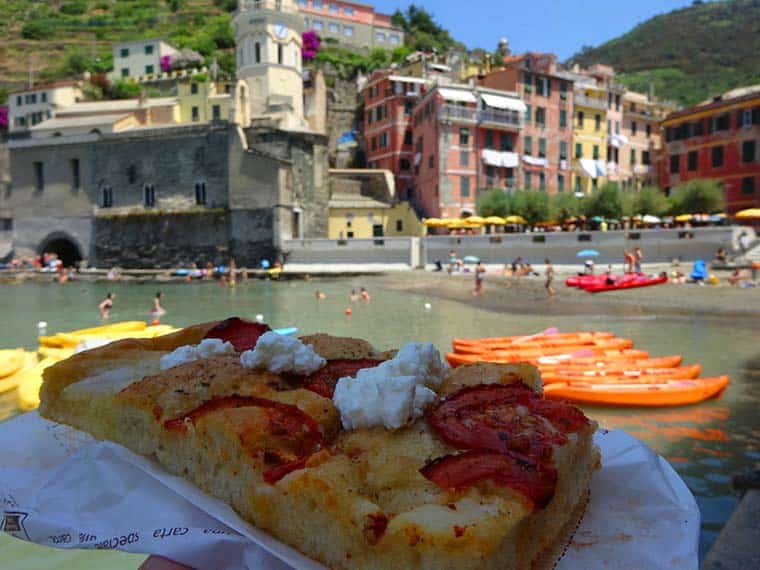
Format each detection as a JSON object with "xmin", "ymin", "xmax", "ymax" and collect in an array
[{"xmin": 233, "ymin": 0, "xmax": 304, "ymax": 129}]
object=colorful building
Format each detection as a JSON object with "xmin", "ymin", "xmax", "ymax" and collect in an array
[
  {"xmin": 361, "ymin": 70, "xmax": 429, "ymax": 201},
  {"xmin": 565, "ymin": 75, "xmax": 608, "ymax": 194},
  {"xmin": 619, "ymin": 91, "xmax": 673, "ymax": 189},
  {"xmin": 297, "ymin": 0, "xmax": 403, "ymax": 50},
  {"xmin": 478, "ymin": 52, "xmax": 575, "ymax": 194},
  {"xmin": 661, "ymin": 85, "xmax": 760, "ymax": 213},
  {"xmin": 110, "ymin": 39, "xmax": 179, "ymax": 81},
  {"xmin": 411, "ymin": 84, "xmax": 525, "ymax": 219},
  {"xmin": 7, "ymin": 81, "xmax": 84, "ymax": 132},
  {"xmin": 177, "ymin": 80, "xmax": 234, "ymax": 123}
]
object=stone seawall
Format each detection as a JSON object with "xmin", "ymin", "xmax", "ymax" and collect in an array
[{"xmin": 92, "ymin": 211, "xmax": 229, "ymax": 269}]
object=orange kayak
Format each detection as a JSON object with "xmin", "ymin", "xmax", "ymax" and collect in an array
[
  {"xmin": 453, "ymin": 337, "xmax": 634, "ymax": 355},
  {"xmin": 446, "ymin": 348, "xmax": 650, "ymax": 368},
  {"xmin": 453, "ymin": 333, "xmax": 616, "ymax": 352},
  {"xmin": 542, "ymin": 376, "xmax": 730, "ymax": 407},
  {"xmin": 453, "ymin": 331, "xmax": 614, "ymax": 347},
  {"xmin": 538, "ymin": 355, "xmax": 683, "ymax": 373},
  {"xmin": 542, "ymin": 364, "xmax": 702, "ymax": 384}
]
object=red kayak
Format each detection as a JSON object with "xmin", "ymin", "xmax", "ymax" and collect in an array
[
  {"xmin": 583, "ymin": 275, "xmax": 668, "ymax": 293},
  {"xmin": 566, "ymin": 275, "xmax": 607, "ymax": 287}
]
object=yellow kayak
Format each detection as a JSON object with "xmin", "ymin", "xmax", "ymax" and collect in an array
[
  {"xmin": 0, "ymin": 352, "xmax": 38, "ymax": 394},
  {"xmin": 39, "ymin": 321, "xmax": 148, "ymax": 347},
  {"xmin": 40, "ymin": 324, "xmax": 178, "ymax": 349},
  {"xmin": 17, "ymin": 357, "xmax": 59, "ymax": 412},
  {"xmin": 0, "ymin": 349, "xmax": 27, "ymax": 378},
  {"xmin": 38, "ymin": 346, "xmax": 75, "ymax": 360}
]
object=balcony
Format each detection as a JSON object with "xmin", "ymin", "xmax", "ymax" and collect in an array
[
  {"xmin": 439, "ymin": 105, "xmax": 478, "ymax": 123},
  {"xmin": 574, "ymin": 93, "xmax": 607, "ymax": 110},
  {"xmin": 438, "ymin": 105, "xmax": 522, "ymax": 129},
  {"xmin": 479, "ymin": 108, "xmax": 522, "ymax": 129},
  {"xmin": 625, "ymin": 108, "xmax": 660, "ymax": 122}
]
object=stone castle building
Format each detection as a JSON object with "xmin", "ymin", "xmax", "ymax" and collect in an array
[{"xmin": 3, "ymin": 0, "xmax": 329, "ymax": 268}]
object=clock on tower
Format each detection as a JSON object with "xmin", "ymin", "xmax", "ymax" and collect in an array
[{"xmin": 232, "ymin": 0, "xmax": 304, "ymax": 129}]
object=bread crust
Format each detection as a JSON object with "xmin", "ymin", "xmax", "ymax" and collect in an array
[{"xmin": 39, "ymin": 328, "xmax": 598, "ymax": 570}]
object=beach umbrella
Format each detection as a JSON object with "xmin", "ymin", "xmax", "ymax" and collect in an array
[
  {"xmin": 591, "ymin": 215, "xmax": 604, "ymax": 223},
  {"xmin": 484, "ymin": 216, "xmax": 506, "ymax": 225},
  {"xmin": 463, "ymin": 255, "xmax": 480, "ymax": 264},
  {"xmin": 642, "ymin": 214, "xmax": 661, "ymax": 224},
  {"xmin": 464, "ymin": 216, "xmax": 485, "ymax": 224},
  {"xmin": 708, "ymin": 214, "xmax": 725, "ymax": 223},
  {"xmin": 735, "ymin": 208, "xmax": 760, "ymax": 220},
  {"xmin": 423, "ymin": 218, "xmax": 444, "ymax": 227},
  {"xmin": 674, "ymin": 214, "xmax": 692, "ymax": 222},
  {"xmin": 576, "ymin": 249, "xmax": 600, "ymax": 257},
  {"xmin": 504, "ymin": 215, "xmax": 527, "ymax": 224}
]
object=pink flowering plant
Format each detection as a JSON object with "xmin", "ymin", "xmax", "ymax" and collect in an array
[
  {"xmin": 302, "ymin": 30, "xmax": 320, "ymax": 60},
  {"xmin": 160, "ymin": 55, "xmax": 173, "ymax": 73}
]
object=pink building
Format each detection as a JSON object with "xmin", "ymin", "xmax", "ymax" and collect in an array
[
  {"xmin": 411, "ymin": 84, "xmax": 525, "ymax": 219},
  {"xmin": 297, "ymin": 0, "xmax": 403, "ymax": 50},
  {"xmin": 362, "ymin": 70, "xmax": 428, "ymax": 200}
]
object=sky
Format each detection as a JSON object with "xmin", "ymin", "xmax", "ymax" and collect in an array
[{"xmin": 371, "ymin": 0, "xmax": 698, "ymax": 60}]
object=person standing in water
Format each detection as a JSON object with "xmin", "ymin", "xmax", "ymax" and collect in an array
[
  {"xmin": 360, "ymin": 287, "xmax": 371, "ymax": 301},
  {"xmin": 473, "ymin": 262, "xmax": 485, "ymax": 296},
  {"xmin": 99, "ymin": 292, "xmax": 114, "ymax": 319},
  {"xmin": 350, "ymin": 289, "xmax": 358, "ymax": 301},
  {"xmin": 151, "ymin": 292, "xmax": 166, "ymax": 317}
]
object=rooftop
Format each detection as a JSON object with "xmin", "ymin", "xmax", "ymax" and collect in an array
[
  {"xmin": 30, "ymin": 113, "xmax": 131, "ymax": 131},
  {"xmin": 329, "ymin": 193, "xmax": 391, "ymax": 209},
  {"xmin": 57, "ymin": 97, "xmax": 178, "ymax": 114},
  {"xmin": 9, "ymin": 80, "xmax": 81, "ymax": 95}
]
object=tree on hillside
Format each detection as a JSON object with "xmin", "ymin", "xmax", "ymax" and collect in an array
[
  {"xmin": 477, "ymin": 188, "xmax": 510, "ymax": 217},
  {"xmin": 391, "ymin": 5, "xmax": 463, "ymax": 53},
  {"xmin": 631, "ymin": 186, "xmax": 671, "ymax": 216},
  {"xmin": 669, "ymin": 179, "xmax": 724, "ymax": 214},
  {"xmin": 585, "ymin": 183, "xmax": 624, "ymax": 219}
]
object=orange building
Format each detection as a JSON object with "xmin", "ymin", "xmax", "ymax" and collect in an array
[
  {"xmin": 661, "ymin": 85, "xmax": 760, "ymax": 213},
  {"xmin": 411, "ymin": 84, "xmax": 525, "ymax": 219}
]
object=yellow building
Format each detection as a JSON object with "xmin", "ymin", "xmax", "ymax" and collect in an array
[
  {"xmin": 177, "ymin": 79, "xmax": 233, "ymax": 124},
  {"xmin": 327, "ymin": 168, "xmax": 423, "ymax": 239},
  {"xmin": 572, "ymin": 80, "xmax": 608, "ymax": 194}
]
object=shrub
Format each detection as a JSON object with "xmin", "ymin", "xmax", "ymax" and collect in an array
[
  {"xmin": 631, "ymin": 186, "xmax": 671, "ymax": 216},
  {"xmin": 60, "ymin": 1, "xmax": 88, "ymax": 15},
  {"xmin": 510, "ymin": 190, "xmax": 550, "ymax": 224},
  {"xmin": 106, "ymin": 80, "xmax": 142, "ymax": 100},
  {"xmin": 21, "ymin": 21, "xmax": 55, "ymax": 40},
  {"xmin": 585, "ymin": 183, "xmax": 624, "ymax": 219},
  {"xmin": 669, "ymin": 179, "xmax": 724, "ymax": 214},
  {"xmin": 477, "ymin": 188, "xmax": 510, "ymax": 217}
]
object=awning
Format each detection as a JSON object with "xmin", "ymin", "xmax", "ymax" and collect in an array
[
  {"xmin": 438, "ymin": 87, "xmax": 477, "ymax": 104},
  {"xmin": 388, "ymin": 75, "xmax": 427, "ymax": 84},
  {"xmin": 595, "ymin": 160, "xmax": 607, "ymax": 177},
  {"xmin": 482, "ymin": 149, "xmax": 519, "ymax": 168},
  {"xmin": 609, "ymin": 134, "xmax": 629, "ymax": 148},
  {"xmin": 522, "ymin": 155, "xmax": 548, "ymax": 167},
  {"xmin": 579, "ymin": 158, "xmax": 598, "ymax": 178},
  {"xmin": 480, "ymin": 93, "xmax": 527, "ymax": 113}
]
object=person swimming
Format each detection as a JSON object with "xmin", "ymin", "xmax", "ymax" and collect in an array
[
  {"xmin": 99, "ymin": 292, "xmax": 114, "ymax": 319},
  {"xmin": 315, "ymin": 290, "xmax": 327, "ymax": 300},
  {"xmin": 360, "ymin": 287, "xmax": 371, "ymax": 301},
  {"xmin": 350, "ymin": 289, "xmax": 358, "ymax": 301}
]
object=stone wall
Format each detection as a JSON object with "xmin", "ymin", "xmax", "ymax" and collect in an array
[
  {"xmin": 326, "ymin": 76, "xmax": 363, "ymax": 168},
  {"xmin": 92, "ymin": 210, "xmax": 228, "ymax": 268}
]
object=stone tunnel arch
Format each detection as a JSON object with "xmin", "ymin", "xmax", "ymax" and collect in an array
[{"xmin": 37, "ymin": 232, "xmax": 83, "ymax": 267}]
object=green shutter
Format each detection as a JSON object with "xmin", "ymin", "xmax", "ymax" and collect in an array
[
  {"xmin": 575, "ymin": 143, "xmax": 582, "ymax": 158},
  {"xmin": 525, "ymin": 104, "xmax": 532, "ymax": 124},
  {"xmin": 524, "ymin": 136, "xmax": 533, "ymax": 156}
]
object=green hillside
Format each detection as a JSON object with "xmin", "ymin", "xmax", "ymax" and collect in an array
[
  {"xmin": 568, "ymin": 0, "xmax": 760, "ymax": 106},
  {"xmin": 0, "ymin": 0, "xmax": 236, "ymax": 92}
]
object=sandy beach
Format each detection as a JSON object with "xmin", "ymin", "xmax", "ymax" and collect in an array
[{"xmin": 377, "ymin": 267, "xmax": 760, "ymax": 321}]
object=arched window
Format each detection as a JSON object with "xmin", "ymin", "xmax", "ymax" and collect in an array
[
  {"xmin": 143, "ymin": 183, "xmax": 156, "ymax": 207},
  {"xmin": 101, "ymin": 186, "xmax": 113, "ymax": 208},
  {"xmin": 195, "ymin": 181, "xmax": 207, "ymax": 205},
  {"xmin": 255, "ymin": 42, "xmax": 261, "ymax": 64}
]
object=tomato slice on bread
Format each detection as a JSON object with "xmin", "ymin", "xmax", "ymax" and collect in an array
[
  {"xmin": 204, "ymin": 317, "xmax": 271, "ymax": 351},
  {"xmin": 301, "ymin": 358, "xmax": 384, "ymax": 398},
  {"xmin": 420, "ymin": 449, "xmax": 558, "ymax": 510}
]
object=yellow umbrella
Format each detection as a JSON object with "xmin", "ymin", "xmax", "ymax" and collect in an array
[
  {"xmin": 444, "ymin": 219, "xmax": 465, "ymax": 228},
  {"xmin": 423, "ymin": 218, "xmax": 444, "ymax": 226},
  {"xmin": 464, "ymin": 216, "xmax": 485, "ymax": 224},
  {"xmin": 675, "ymin": 214, "xmax": 692, "ymax": 222},
  {"xmin": 736, "ymin": 208, "xmax": 760, "ymax": 220},
  {"xmin": 484, "ymin": 216, "xmax": 506, "ymax": 225},
  {"xmin": 505, "ymin": 215, "xmax": 527, "ymax": 224}
]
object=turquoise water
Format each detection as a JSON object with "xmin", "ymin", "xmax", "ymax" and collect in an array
[{"xmin": 1, "ymin": 278, "xmax": 758, "ymax": 565}]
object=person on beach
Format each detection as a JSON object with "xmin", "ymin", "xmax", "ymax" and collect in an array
[
  {"xmin": 605, "ymin": 265, "xmax": 615, "ymax": 285},
  {"xmin": 360, "ymin": 287, "xmax": 371, "ymax": 301},
  {"xmin": 545, "ymin": 259, "xmax": 555, "ymax": 297},
  {"xmin": 634, "ymin": 247, "xmax": 643, "ymax": 274},
  {"xmin": 229, "ymin": 258, "xmax": 237, "ymax": 287},
  {"xmin": 473, "ymin": 261, "xmax": 485, "ymax": 295},
  {"xmin": 151, "ymin": 292, "xmax": 166, "ymax": 317},
  {"xmin": 624, "ymin": 250, "xmax": 635, "ymax": 273},
  {"xmin": 447, "ymin": 250, "xmax": 458, "ymax": 274},
  {"xmin": 99, "ymin": 292, "xmax": 114, "ymax": 319},
  {"xmin": 350, "ymin": 289, "xmax": 358, "ymax": 301},
  {"xmin": 315, "ymin": 290, "xmax": 327, "ymax": 300}
]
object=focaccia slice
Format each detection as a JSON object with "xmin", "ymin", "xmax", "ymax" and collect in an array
[{"xmin": 39, "ymin": 320, "xmax": 598, "ymax": 570}]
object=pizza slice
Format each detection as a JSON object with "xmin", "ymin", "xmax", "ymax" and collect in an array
[{"xmin": 39, "ymin": 318, "xmax": 599, "ymax": 569}]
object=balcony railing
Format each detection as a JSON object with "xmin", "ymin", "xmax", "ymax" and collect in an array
[
  {"xmin": 238, "ymin": 0, "xmax": 283, "ymax": 11},
  {"xmin": 439, "ymin": 105, "xmax": 523, "ymax": 129},
  {"xmin": 574, "ymin": 93, "xmax": 607, "ymax": 110}
]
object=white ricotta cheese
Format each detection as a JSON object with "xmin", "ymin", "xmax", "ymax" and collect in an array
[
  {"xmin": 333, "ymin": 342, "xmax": 449, "ymax": 430},
  {"xmin": 159, "ymin": 338, "xmax": 235, "ymax": 370},
  {"xmin": 239, "ymin": 331, "xmax": 325, "ymax": 374}
]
